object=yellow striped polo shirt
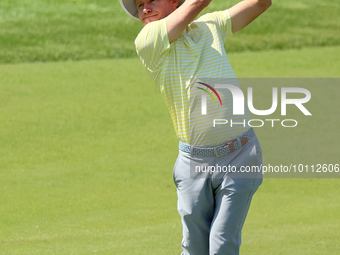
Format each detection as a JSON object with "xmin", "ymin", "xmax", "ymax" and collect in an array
[{"xmin": 135, "ymin": 10, "xmax": 251, "ymax": 146}]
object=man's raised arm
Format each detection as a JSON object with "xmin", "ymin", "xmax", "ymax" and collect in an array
[
  {"xmin": 166, "ymin": 0, "xmax": 212, "ymax": 43},
  {"xmin": 228, "ymin": 0, "xmax": 272, "ymax": 34}
]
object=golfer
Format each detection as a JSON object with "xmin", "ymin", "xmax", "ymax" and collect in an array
[{"xmin": 120, "ymin": 0, "xmax": 271, "ymax": 254}]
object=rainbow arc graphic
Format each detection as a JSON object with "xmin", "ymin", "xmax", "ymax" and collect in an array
[{"xmin": 196, "ymin": 82, "xmax": 223, "ymax": 106}]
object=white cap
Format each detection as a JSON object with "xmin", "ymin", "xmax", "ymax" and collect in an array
[{"xmin": 119, "ymin": 0, "xmax": 185, "ymax": 20}]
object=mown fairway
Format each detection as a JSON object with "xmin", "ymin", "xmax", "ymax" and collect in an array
[
  {"xmin": 0, "ymin": 0, "xmax": 339, "ymax": 63},
  {"xmin": 0, "ymin": 47, "xmax": 339, "ymax": 254}
]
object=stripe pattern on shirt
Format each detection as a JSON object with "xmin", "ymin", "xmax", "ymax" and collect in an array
[{"xmin": 135, "ymin": 10, "xmax": 251, "ymax": 146}]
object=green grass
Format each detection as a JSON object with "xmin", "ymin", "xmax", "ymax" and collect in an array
[
  {"xmin": 0, "ymin": 0, "xmax": 142, "ymax": 63},
  {"xmin": 0, "ymin": 47, "xmax": 339, "ymax": 254},
  {"xmin": 0, "ymin": 0, "xmax": 339, "ymax": 63}
]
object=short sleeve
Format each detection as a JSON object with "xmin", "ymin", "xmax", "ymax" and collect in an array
[
  {"xmin": 135, "ymin": 19, "xmax": 170, "ymax": 73},
  {"xmin": 197, "ymin": 10, "xmax": 233, "ymax": 42}
]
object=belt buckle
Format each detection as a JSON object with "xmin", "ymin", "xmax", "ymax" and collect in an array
[
  {"xmin": 214, "ymin": 147, "xmax": 222, "ymax": 157},
  {"xmin": 213, "ymin": 142, "xmax": 227, "ymax": 157}
]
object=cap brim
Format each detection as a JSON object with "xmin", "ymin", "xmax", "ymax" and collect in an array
[{"xmin": 119, "ymin": 0, "xmax": 186, "ymax": 21}]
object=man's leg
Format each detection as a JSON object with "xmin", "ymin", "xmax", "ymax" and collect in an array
[
  {"xmin": 210, "ymin": 136, "xmax": 263, "ymax": 255},
  {"xmin": 209, "ymin": 176, "xmax": 262, "ymax": 254},
  {"xmin": 173, "ymin": 150, "xmax": 215, "ymax": 255}
]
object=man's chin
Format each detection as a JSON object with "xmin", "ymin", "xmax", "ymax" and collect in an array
[{"xmin": 143, "ymin": 16, "xmax": 159, "ymax": 25}]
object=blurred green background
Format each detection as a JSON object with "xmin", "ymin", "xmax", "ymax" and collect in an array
[{"xmin": 0, "ymin": 0, "xmax": 339, "ymax": 63}]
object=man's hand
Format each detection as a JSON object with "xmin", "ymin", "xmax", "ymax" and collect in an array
[
  {"xmin": 228, "ymin": 0, "xmax": 272, "ymax": 34},
  {"xmin": 166, "ymin": 0, "xmax": 212, "ymax": 43}
]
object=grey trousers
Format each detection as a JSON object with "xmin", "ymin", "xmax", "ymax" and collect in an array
[{"xmin": 173, "ymin": 135, "xmax": 263, "ymax": 255}]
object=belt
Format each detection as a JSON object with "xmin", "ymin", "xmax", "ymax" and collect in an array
[{"xmin": 179, "ymin": 128, "xmax": 255, "ymax": 157}]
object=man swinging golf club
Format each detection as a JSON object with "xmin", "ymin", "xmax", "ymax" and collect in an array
[{"xmin": 120, "ymin": 0, "xmax": 271, "ymax": 254}]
